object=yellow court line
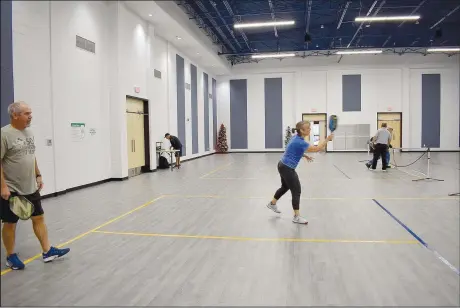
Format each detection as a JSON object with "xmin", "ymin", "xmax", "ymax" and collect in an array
[
  {"xmin": 1, "ymin": 195, "xmax": 165, "ymax": 276},
  {"xmin": 92, "ymin": 230, "xmax": 418, "ymax": 244},
  {"xmin": 162, "ymin": 194, "xmax": 459, "ymax": 201},
  {"xmin": 199, "ymin": 162, "xmax": 233, "ymax": 179}
]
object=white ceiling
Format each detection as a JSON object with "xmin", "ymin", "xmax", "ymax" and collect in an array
[{"xmin": 123, "ymin": 1, "xmax": 231, "ymax": 76}]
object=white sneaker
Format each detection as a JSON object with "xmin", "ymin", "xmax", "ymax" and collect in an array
[
  {"xmin": 266, "ymin": 202, "xmax": 281, "ymax": 213},
  {"xmin": 292, "ymin": 215, "xmax": 308, "ymax": 224}
]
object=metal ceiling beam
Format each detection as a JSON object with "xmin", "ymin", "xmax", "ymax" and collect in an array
[
  {"xmin": 337, "ymin": 1, "xmax": 350, "ymax": 30},
  {"xmin": 220, "ymin": 47, "xmax": 459, "ymax": 63},
  {"xmin": 430, "ymin": 4, "xmax": 460, "ymax": 29},
  {"xmin": 218, "ymin": 47, "xmax": 451, "ymax": 56},
  {"xmin": 208, "ymin": 1, "xmax": 242, "ymax": 50},
  {"xmin": 305, "ymin": 0, "xmax": 312, "ymax": 33},
  {"xmin": 176, "ymin": 0, "xmax": 227, "ymax": 52},
  {"xmin": 382, "ymin": 35, "xmax": 392, "ymax": 47},
  {"xmin": 398, "ymin": 0, "xmax": 427, "ymax": 28},
  {"xmin": 267, "ymin": 0, "xmax": 278, "ymax": 38},
  {"xmin": 222, "ymin": 0, "xmax": 251, "ymax": 51},
  {"xmin": 347, "ymin": 0, "xmax": 379, "ymax": 48},
  {"xmin": 195, "ymin": 1, "xmax": 238, "ymax": 53}
]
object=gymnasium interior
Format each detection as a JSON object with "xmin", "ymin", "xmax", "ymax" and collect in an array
[{"xmin": 1, "ymin": 0, "xmax": 459, "ymax": 306}]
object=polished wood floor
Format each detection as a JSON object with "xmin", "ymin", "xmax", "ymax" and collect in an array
[{"xmin": 1, "ymin": 152, "xmax": 459, "ymax": 306}]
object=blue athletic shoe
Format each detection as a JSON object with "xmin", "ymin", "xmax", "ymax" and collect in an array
[
  {"xmin": 6, "ymin": 253, "xmax": 25, "ymax": 270},
  {"xmin": 42, "ymin": 246, "xmax": 70, "ymax": 263}
]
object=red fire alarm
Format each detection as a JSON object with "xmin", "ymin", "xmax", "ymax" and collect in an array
[{"xmin": 134, "ymin": 87, "xmax": 140, "ymax": 93}]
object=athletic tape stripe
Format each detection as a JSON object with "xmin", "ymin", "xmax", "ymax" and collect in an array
[{"xmin": 372, "ymin": 199, "xmax": 460, "ymax": 276}]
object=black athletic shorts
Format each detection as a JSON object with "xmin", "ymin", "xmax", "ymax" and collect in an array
[
  {"xmin": 175, "ymin": 147, "xmax": 183, "ymax": 157},
  {"xmin": 0, "ymin": 190, "xmax": 44, "ymax": 223}
]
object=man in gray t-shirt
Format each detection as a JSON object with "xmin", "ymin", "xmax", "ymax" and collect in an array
[
  {"xmin": 1, "ymin": 102, "xmax": 70, "ymax": 271},
  {"xmin": 370, "ymin": 123, "xmax": 392, "ymax": 171}
]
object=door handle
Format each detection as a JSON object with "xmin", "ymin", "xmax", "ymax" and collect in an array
[
  {"xmin": 134, "ymin": 140, "xmax": 136, "ymax": 152},
  {"xmin": 131, "ymin": 140, "xmax": 134, "ymax": 152}
]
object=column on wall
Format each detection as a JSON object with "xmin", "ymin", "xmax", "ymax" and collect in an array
[{"xmin": 1, "ymin": 0, "xmax": 14, "ymax": 126}]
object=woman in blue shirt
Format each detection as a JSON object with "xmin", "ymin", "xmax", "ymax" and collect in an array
[{"xmin": 267, "ymin": 121, "xmax": 333, "ymax": 224}]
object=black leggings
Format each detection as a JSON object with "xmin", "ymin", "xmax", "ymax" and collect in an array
[{"xmin": 273, "ymin": 161, "xmax": 301, "ymax": 210}]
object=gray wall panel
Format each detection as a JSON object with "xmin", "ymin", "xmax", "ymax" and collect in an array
[
  {"xmin": 342, "ymin": 75, "xmax": 361, "ymax": 112},
  {"xmin": 421, "ymin": 74, "xmax": 441, "ymax": 148},
  {"xmin": 176, "ymin": 55, "xmax": 186, "ymax": 156},
  {"xmin": 204, "ymin": 73, "xmax": 210, "ymax": 151},
  {"xmin": 191, "ymin": 64, "xmax": 198, "ymax": 154},
  {"xmin": 264, "ymin": 78, "xmax": 283, "ymax": 148},
  {"xmin": 230, "ymin": 79, "xmax": 248, "ymax": 149},
  {"xmin": 212, "ymin": 78, "xmax": 217, "ymax": 150},
  {"xmin": 1, "ymin": 0, "xmax": 14, "ymax": 127}
]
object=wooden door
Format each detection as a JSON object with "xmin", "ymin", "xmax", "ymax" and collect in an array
[
  {"xmin": 377, "ymin": 113, "xmax": 402, "ymax": 148},
  {"xmin": 126, "ymin": 97, "xmax": 145, "ymax": 170}
]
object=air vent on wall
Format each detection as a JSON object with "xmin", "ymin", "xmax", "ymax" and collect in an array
[
  {"xmin": 185, "ymin": 83, "xmax": 191, "ymax": 90},
  {"xmin": 154, "ymin": 69, "xmax": 162, "ymax": 79},
  {"xmin": 76, "ymin": 35, "xmax": 96, "ymax": 54}
]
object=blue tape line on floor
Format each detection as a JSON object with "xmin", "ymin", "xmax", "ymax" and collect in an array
[{"xmin": 372, "ymin": 199, "xmax": 460, "ymax": 276}]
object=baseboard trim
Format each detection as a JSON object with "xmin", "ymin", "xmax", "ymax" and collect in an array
[
  {"xmin": 181, "ymin": 152, "xmax": 215, "ymax": 162},
  {"xmin": 42, "ymin": 176, "xmax": 128, "ymax": 199},
  {"xmin": 41, "ymin": 153, "xmax": 216, "ymax": 200}
]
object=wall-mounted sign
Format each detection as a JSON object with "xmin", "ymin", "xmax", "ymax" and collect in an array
[
  {"xmin": 311, "ymin": 108, "xmax": 317, "ymax": 112},
  {"xmin": 387, "ymin": 107, "xmax": 392, "ymax": 111},
  {"xmin": 89, "ymin": 128, "xmax": 96, "ymax": 136},
  {"xmin": 70, "ymin": 122, "xmax": 85, "ymax": 142},
  {"xmin": 134, "ymin": 86, "xmax": 140, "ymax": 93}
]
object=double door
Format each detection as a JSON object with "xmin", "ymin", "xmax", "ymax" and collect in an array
[
  {"xmin": 377, "ymin": 112, "xmax": 402, "ymax": 148},
  {"xmin": 126, "ymin": 97, "xmax": 146, "ymax": 176}
]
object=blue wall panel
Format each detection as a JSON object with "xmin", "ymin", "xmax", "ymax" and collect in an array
[
  {"xmin": 230, "ymin": 79, "xmax": 248, "ymax": 149},
  {"xmin": 176, "ymin": 55, "xmax": 186, "ymax": 156}
]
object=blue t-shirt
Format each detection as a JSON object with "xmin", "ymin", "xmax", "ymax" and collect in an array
[{"xmin": 280, "ymin": 135, "xmax": 310, "ymax": 169}]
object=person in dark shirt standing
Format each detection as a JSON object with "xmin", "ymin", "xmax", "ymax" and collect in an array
[{"xmin": 165, "ymin": 133, "xmax": 182, "ymax": 168}]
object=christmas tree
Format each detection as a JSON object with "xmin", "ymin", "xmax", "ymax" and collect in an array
[
  {"xmin": 216, "ymin": 123, "xmax": 228, "ymax": 153},
  {"xmin": 284, "ymin": 126, "xmax": 292, "ymax": 147}
]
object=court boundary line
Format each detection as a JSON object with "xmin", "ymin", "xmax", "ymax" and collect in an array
[
  {"xmin": 91, "ymin": 230, "xmax": 418, "ymax": 244},
  {"xmin": 162, "ymin": 194, "xmax": 459, "ymax": 200},
  {"xmin": 333, "ymin": 164, "xmax": 351, "ymax": 179},
  {"xmin": 0, "ymin": 195, "xmax": 166, "ymax": 276},
  {"xmin": 199, "ymin": 162, "xmax": 233, "ymax": 179},
  {"xmin": 372, "ymin": 199, "xmax": 460, "ymax": 276}
]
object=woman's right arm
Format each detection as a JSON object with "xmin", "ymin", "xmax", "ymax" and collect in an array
[{"xmin": 306, "ymin": 135, "xmax": 334, "ymax": 153}]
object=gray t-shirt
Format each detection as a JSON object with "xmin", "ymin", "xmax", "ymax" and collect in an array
[
  {"xmin": 1, "ymin": 125, "xmax": 38, "ymax": 195},
  {"xmin": 374, "ymin": 128, "xmax": 391, "ymax": 145}
]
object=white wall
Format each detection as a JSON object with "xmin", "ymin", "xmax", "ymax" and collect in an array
[
  {"xmin": 217, "ymin": 55, "xmax": 460, "ymax": 152},
  {"xmin": 11, "ymin": 1, "xmax": 216, "ymax": 195},
  {"xmin": 51, "ymin": 1, "xmax": 111, "ymax": 190},
  {"xmin": 12, "ymin": 0, "xmax": 55, "ymax": 195}
]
